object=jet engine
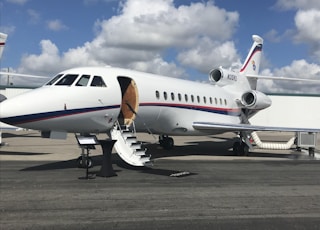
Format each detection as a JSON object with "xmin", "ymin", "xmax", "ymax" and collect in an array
[
  {"xmin": 209, "ymin": 67, "xmax": 238, "ymax": 86},
  {"xmin": 241, "ymin": 90, "xmax": 271, "ymax": 110}
]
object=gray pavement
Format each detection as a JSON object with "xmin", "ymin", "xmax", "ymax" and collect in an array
[{"xmin": 1, "ymin": 131, "xmax": 320, "ymax": 229}]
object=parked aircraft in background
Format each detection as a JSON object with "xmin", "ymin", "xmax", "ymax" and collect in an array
[
  {"xmin": 1, "ymin": 34, "xmax": 319, "ymax": 166},
  {"xmin": 0, "ymin": 33, "xmax": 7, "ymax": 59}
]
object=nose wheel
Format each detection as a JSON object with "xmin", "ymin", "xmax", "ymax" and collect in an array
[{"xmin": 77, "ymin": 156, "xmax": 93, "ymax": 168}]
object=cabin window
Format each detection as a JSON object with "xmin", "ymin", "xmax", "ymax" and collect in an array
[
  {"xmin": 220, "ymin": 98, "xmax": 222, "ymax": 105},
  {"xmin": 76, "ymin": 75, "xmax": 91, "ymax": 86},
  {"xmin": 184, "ymin": 94, "xmax": 188, "ymax": 102},
  {"xmin": 191, "ymin": 95, "xmax": 194, "ymax": 103},
  {"xmin": 163, "ymin": 92, "xmax": 167, "ymax": 100},
  {"xmin": 171, "ymin": 92, "xmax": 175, "ymax": 101},
  {"xmin": 55, "ymin": 74, "xmax": 79, "ymax": 86},
  {"xmin": 46, "ymin": 74, "xmax": 63, "ymax": 85},
  {"xmin": 155, "ymin": 91, "xmax": 160, "ymax": 99},
  {"xmin": 91, "ymin": 76, "xmax": 106, "ymax": 87},
  {"xmin": 197, "ymin": 95, "xmax": 200, "ymax": 103},
  {"xmin": 178, "ymin": 93, "xmax": 182, "ymax": 101},
  {"xmin": 209, "ymin": 97, "xmax": 213, "ymax": 104},
  {"xmin": 203, "ymin": 96, "xmax": 207, "ymax": 104},
  {"xmin": 215, "ymin": 98, "xmax": 218, "ymax": 104},
  {"xmin": 224, "ymin": 99, "xmax": 227, "ymax": 105}
]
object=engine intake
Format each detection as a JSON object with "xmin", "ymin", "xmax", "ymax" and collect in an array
[
  {"xmin": 241, "ymin": 90, "xmax": 271, "ymax": 110},
  {"xmin": 209, "ymin": 67, "xmax": 238, "ymax": 86}
]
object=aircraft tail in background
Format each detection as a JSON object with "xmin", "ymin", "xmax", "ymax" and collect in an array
[{"xmin": 0, "ymin": 33, "xmax": 8, "ymax": 60}]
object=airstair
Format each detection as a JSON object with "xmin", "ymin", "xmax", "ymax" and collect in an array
[{"xmin": 111, "ymin": 122, "xmax": 152, "ymax": 166}]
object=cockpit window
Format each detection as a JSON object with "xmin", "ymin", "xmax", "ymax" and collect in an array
[
  {"xmin": 76, "ymin": 75, "xmax": 91, "ymax": 86},
  {"xmin": 55, "ymin": 74, "xmax": 79, "ymax": 86},
  {"xmin": 90, "ymin": 76, "xmax": 106, "ymax": 87},
  {"xmin": 46, "ymin": 74, "xmax": 63, "ymax": 85}
]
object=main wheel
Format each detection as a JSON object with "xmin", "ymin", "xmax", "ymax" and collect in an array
[
  {"xmin": 233, "ymin": 142, "xmax": 241, "ymax": 155},
  {"xmin": 163, "ymin": 137, "xmax": 174, "ymax": 150},
  {"xmin": 159, "ymin": 135, "xmax": 174, "ymax": 150},
  {"xmin": 242, "ymin": 144, "xmax": 249, "ymax": 156}
]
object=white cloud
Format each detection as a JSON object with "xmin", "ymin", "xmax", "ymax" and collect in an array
[
  {"xmin": 177, "ymin": 38, "xmax": 240, "ymax": 74},
  {"xmin": 16, "ymin": 0, "xmax": 239, "ymax": 81},
  {"xmin": 275, "ymin": 0, "xmax": 320, "ymax": 10},
  {"xmin": 264, "ymin": 1, "xmax": 320, "ymax": 93},
  {"xmin": 97, "ymin": 0, "xmax": 238, "ymax": 49},
  {"xmin": 46, "ymin": 19, "xmax": 68, "ymax": 31},
  {"xmin": 27, "ymin": 9, "xmax": 40, "ymax": 24},
  {"xmin": 258, "ymin": 60, "xmax": 320, "ymax": 93},
  {"xmin": 0, "ymin": 25, "xmax": 15, "ymax": 35},
  {"xmin": 294, "ymin": 9, "xmax": 320, "ymax": 59},
  {"xmin": 6, "ymin": 0, "xmax": 28, "ymax": 5}
]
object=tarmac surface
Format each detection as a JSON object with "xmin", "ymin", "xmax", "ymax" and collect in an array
[{"xmin": 1, "ymin": 130, "xmax": 320, "ymax": 229}]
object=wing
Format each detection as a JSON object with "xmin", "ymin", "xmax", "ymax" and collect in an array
[
  {"xmin": 0, "ymin": 71, "xmax": 48, "ymax": 79},
  {"xmin": 193, "ymin": 121, "xmax": 320, "ymax": 133}
]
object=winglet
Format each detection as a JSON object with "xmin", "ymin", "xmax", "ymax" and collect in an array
[{"xmin": 0, "ymin": 33, "xmax": 8, "ymax": 60}]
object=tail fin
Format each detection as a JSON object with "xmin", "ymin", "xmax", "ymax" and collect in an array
[
  {"xmin": 0, "ymin": 33, "xmax": 8, "ymax": 60},
  {"xmin": 239, "ymin": 35, "xmax": 263, "ymax": 89}
]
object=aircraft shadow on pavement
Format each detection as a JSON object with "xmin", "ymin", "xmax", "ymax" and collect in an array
[
  {"xmin": 19, "ymin": 137, "xmax": 297, "ymax": 173},
  {"xmin": 20, "ymin": 155, "xmax": 104, "ymax": 171},
  {"xmin": 0, "ymin": 151, "xmax": 50, "ymax": 156},
  {"xmin": 143, "ymin": 136, "xmax": 299, "ymax": 160},
  {"xmin": 2, "ymin": 132, "xmax": 41, "ymax": 139}
]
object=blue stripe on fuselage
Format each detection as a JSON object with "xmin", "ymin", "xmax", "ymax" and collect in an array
[{"xmin": 0, "ymin": 105, "xmax": 119, "ymax": 125}]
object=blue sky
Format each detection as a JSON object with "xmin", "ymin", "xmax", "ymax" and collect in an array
[{"xmin": 0, "ymin": 0, "xmax": 320, "ymax": 93}]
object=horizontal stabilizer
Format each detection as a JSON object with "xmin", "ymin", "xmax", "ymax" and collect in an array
[
  {"xmin": 247, "ymin": 74, "xmax": 320, "ymax": 83},
  {"xmin": 193, "ymin": 121, "xmax": 320, "ymax": 133}
]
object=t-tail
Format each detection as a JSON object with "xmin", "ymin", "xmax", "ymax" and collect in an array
[
  {"xmin": 0, "ymin": 33, "xmax": 8, "ymax": 60},
  {"xmin": 209, "ymin": 35, "xmax": 263, "ymax": 90},
  {"xmin": 239, "ymin": 35, "xmax": 263, "ymax": 89},
  {"xmin": 208, "ymin": 35, "xmax": 270, "ymax": 112}
]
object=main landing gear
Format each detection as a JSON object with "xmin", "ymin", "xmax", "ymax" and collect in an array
[
  {"xmin": 233, "ymin": 132, "xmax": 251, "ymax": 156},
  {"xmin": 159, "ymin": 134, "xmax": 174, "ymax": 150},
  {"xmin": 233, "ymin": 141, "xmax": 249, "ymax": 156}
]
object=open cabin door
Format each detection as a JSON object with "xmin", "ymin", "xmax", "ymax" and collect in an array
[
  {"xmin": 111, "ymin": 77, "xmax": 151, "ymax": 167},
  {"xmin": 117, "ymin": 76, "xmax": 139, "ymax": 126}
]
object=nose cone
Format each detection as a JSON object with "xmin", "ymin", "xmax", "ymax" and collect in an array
[
  {"xmin": 0, "ymin": 97, "xmax": 22, "ymax": 126},
  {"xmin": 0, "ymin": 88, "xmax": 47, "ymax": 127}
]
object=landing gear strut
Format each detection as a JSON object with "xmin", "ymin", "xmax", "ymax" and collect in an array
[
  {"xmin": 159, "ymin": 134, "xmax": 174, "ymax": 150},
  {"xmin": 233, "ymin": 132, "xmax": 251, "ymax": 156}
]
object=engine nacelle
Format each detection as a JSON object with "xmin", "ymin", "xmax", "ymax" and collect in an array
[
  {"xmin": 209, "ymin": 67, "xmax": 238, "ymax": 86},
  {"xmin": 241, "ymin": 90, "xmax": 272, "ymax": 110}
]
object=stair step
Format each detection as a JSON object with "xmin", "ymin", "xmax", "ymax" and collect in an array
[
  {"xmin": 140, "ymin": 156, "xmax": 152, "ymax": 164},
  {"xmin": 134, "ymin": 149, "xmax": 147, "ymax": 156},
  {"xmin": 111, "ymin": 123, "xmax": 151, "ymax": 167},
  {"xmin": 125, "ymin": 136, "xmax": 137, "ymax": 141},
  {"xmin": 130, "ymin": 144, "xmax": 141, "ymax": 150}
]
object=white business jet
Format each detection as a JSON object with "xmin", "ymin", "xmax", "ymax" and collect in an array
[{"xmin": 0, "ymin": 35, "xmax": 319, "ymax": 166}]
